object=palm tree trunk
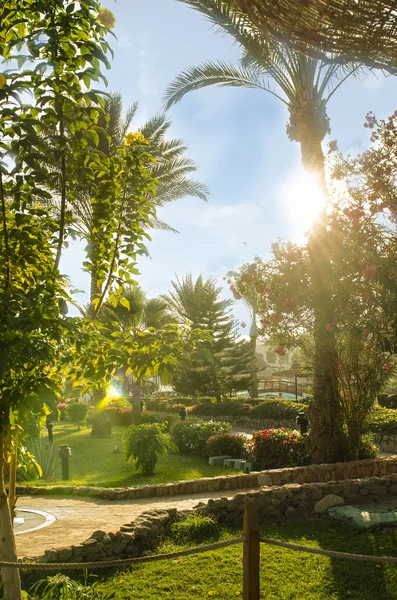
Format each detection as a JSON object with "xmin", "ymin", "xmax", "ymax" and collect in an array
[
  {"xmin": 299, "ymin": 132, "xmax": 344, "ymax": 463},
  {"xmin": 249, "ymin": 318, "xmax": 259, "ymax": 398}
]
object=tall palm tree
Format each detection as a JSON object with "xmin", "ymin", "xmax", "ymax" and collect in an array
[
  {"xmin": 62, "ymin": 92, "xmax": 209, "ymax": 304},
  {"xmin": 164, "ymin": 0, "xmax": 358, "ymax": 188},
  {"xmin": 165, "ymin": 0, "xmax": 360, "ymax": 462}
]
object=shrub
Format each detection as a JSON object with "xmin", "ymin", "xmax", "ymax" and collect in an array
[
  {"xmin": 140, "ymin": 411, "xmax": 178, "ymax": 431},
  {"xmin": 250, "ymin": 428, "xmax": 308, "ymax": 470},
  {"xmin": 91, "ymin": 412, "xmax": 113, "ymax": 438},
  {"xmin": 123, "ymin": 423, "xmax": 176, "ymax": 475},
  {"xmin": 249, "ymin": 399, "xmax": 307, "ymax": 421},
  {"xmin": 170, "ymin": 514, "xmax": 221, "ymax": 545},
  {"xmin": 163, "ymin": 402, "xmax": 187, "ymax": 414},
  {"xmin": 357, "ymin": 434, "xmax": 377, "ymax": 459},
  {"xmin": 378, "ymin": 394, "xmax": 397, "ymax": 409},
  {"xmin": 29, "ymin": 574, "xmax": 114, "ymax": 600},
  {"xmin": 170, "ymin": 396, "xmax": 193, "ymax": 406},
  {"xmin": 24, "ymin": 437, "xmax": 58, "ymax": 480},
  {"xmin": 145, "ymin": 398, "xmax": 165, "ymax": 412},
  {"xmin": 190, "ymin": 401, "xmax": 250, "ymax": 418},
  {"xmin": 205, "ymin": 432, "xmax": 247, "ymax": 458},
  {"xmin": 65, "ymin": 402, "xmax": 89, "ymax": 430},
  {"xmin": 366, "ymin": 406, "xmax": 397, "ymax": 435},
  {"xmin": 197, "ymin": 396, "xmax": 215, "ymax": 404},
  {"xmin": 57, "ymin": 402, "xmax": 67, "ymax": 421},
  {"xmin": 170, "ymin": 419, "xmax": 231, "ymax": 456}
]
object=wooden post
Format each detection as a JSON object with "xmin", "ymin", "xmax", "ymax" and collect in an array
[{"xmin": 243, "ymin": 500, "xmax": 260, "ymax": 600}]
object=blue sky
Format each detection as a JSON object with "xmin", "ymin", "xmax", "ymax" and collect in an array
[{"xmin": 62, "ymin": 0, "xmax": 397, "ymax": 326}]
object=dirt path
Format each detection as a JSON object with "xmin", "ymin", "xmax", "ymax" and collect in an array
[{"xmin": 15, "ymin": 489, "xmax": 248, "ymax": 558}]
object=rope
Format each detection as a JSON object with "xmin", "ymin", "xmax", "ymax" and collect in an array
[
  {"xmin": 260, "ymin": 538, "xmax": 397, "ymax": 563},
  {"xmin": 0, "ymin": 537, "xmax": 245, "ymax": 571}
]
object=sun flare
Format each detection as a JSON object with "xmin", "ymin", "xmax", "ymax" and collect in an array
[{"xmin": 280, "ymin": 170, "xmax": 326, "ymax": 239}]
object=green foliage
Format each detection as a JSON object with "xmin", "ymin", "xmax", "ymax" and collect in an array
[
  {"xmin": 191, "ymin": 401, "xmax": 250, "ymax": 417},
  {"xmin": 366, "ymin": 407, "xmax": 397, "ymax": 435},
  {"xmin": 250, "ymin": 428, "xmax": 308, "ymax": 470},
  {"xmin": 378, "ymin": 394, "xmax": 397, "ymax": 409},
  {"xmin": 170, "ymin": 419, "xmax": 231, "ymax": 456},
  {"xmin": 165, "ymin": 273, "xmax": 255, "ymax": 400},
  {"xmin": 249, "ymin": 399, "xmax": 307, "ymax": 421},
  {"xmin": 25, "ymin": 437, "xmax": 58, "ymax": 481},
  {"xmin": 140, "ymin": 412, "xmax": 178, "ymax": 431},
  {"xmin": 29, "ymin": 573, "xmax": 114, "ymax": 600},
  {"xmin": 66, "ymin": 403, "xmax": 89, "ymax": 430},
  {"xmin": 357, "ymin": 434, "xmax": 377, "ymax": 460},
  {"xmin": 170, "ymin": 514, "xmax": 221, "ymax": 545},
  {"xmin": 91, "ymin": 413, "xmax": 113, "ymax": 439},
  {"xmin": 123, "ymin": 423, "xmax": 176, "ymax": 476},
  {"xmin": 189, "ymin": 398, "xmax": 307, "ymax": 421},
  {"xmin": 197, "ymin": 396, "xmax": 215, "ymax": 403},
  {"xmin": 205, "ymin": 432, "xmax": 247, "ymax": 458}
]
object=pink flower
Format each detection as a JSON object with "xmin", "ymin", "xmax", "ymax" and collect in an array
[
  {"xmin": 275, "ymin": 345, "xmax": 287, "ymax": 356},
  {"xmin": 362, "ymin": 264, "xmax": 377, "ymax": 280},
  {"xmin": 383, "ymin": 363, "xmax": 391, "ymax": 372},
  {"xmin": 325, "ymin": 323, "xmax": 335, "ymax": 332}
]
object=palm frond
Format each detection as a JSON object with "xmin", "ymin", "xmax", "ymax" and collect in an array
[
  {"xmin": 155, "ymin": 178, "xmax": 209, "ymax": 204},
  {"xmin": 164, "ymin": 61, "xmax": 287, "ymax": 109}
]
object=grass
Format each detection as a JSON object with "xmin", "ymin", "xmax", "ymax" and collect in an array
[
  {"xmin": 22, "ymin": 423, "xmax": 230, "ymax": 488},
  {"xmin": 93, "ymin": 519, "xmax": 397, "ymax": 599}
]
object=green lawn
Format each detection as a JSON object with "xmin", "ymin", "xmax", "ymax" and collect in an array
[
  {"xmin": 22, "ymin": 424, "xmax": 229, "ymax": 488},
  {"xmin": 95, "ymin": 519, "xmax": 397, "ymax": 599}
]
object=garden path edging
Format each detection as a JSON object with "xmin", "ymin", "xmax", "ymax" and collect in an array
[{"xmin": 16, "ymin": 455, "xmax": 397, "ymax": 501}]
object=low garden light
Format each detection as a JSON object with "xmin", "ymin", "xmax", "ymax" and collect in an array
[
  {"xmin": 179, "ymin": 406, "xmax": 187, "ymax": 421},
  {"xmin": 296, "ymin": 412, "xmax": 309, "ymax": 435},
  {"xmin": 58, "ymin": 444, "xmax": 72, "ymax": 480}
]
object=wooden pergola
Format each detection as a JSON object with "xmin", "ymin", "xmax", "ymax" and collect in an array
[{"xmin": 230, "ymin": 0, "xmax": 397, "ymax": 73}]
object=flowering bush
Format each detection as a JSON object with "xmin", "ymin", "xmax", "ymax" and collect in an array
[
  {"xmin": 57, "ymin": 402, "xmax": 67, "ymax": 421},
  {"xmin": 170, "ymin": 419, "xmax": 231, "ymax": 456},
  {"xmin": 250, "ymin": 428, "xmax": 308, "ymax": 470},
  {"xmin": 205, "ymin": 433, "xmax": 247, "ymax": 458}
]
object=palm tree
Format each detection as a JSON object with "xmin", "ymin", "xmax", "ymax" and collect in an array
[
  {"xmin": 62, "ymin": 92, "xmax": 209, "ymax": 304},
  {"xmin": 98, "ymin": 285, "xmax": 175, "ymax": 396},
  {"xmin": 165, "ymin": 0, "xmax": 359, "ymax": 462},
  {"xmin": 164, "ymin": 0, "xmax": 358, "ymax": 188}
]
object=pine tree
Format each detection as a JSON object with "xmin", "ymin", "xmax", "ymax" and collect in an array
[{"xmin": 165, "ymin": 274, "xmax": 254, "ymax": 399}]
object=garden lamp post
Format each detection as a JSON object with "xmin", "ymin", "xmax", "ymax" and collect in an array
[{"xmin": 58, "ymin": 444, "xmax": 71, "ymax": 480}]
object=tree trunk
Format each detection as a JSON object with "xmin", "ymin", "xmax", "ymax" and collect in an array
[
  {"xmin": 0, "ymin": 431, "xmax": 22, "ymax": 600},
  {"xmin": 249, "ymin": 321, "xmax": 259, "ymax": 399},
  {"xmin": 8, "ymin": 450, "xmax": 17, "ymax": 519},
  {"xmin": 299, "ymin": 132, "xmax": 344, "ymax": 463}
]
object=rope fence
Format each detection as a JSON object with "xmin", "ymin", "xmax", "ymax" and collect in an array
[{"xmin": 2, "ymin": 502, "xmax": 397, "ymax": 599}]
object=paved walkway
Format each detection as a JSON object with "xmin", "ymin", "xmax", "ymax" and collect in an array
[{"xmin": 15, "ymin": 489, "xmax": 248, "ymax": 558}]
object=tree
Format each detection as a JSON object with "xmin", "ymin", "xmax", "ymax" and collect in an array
[
  {"xmin": 229, "ymin": 111, "xmax": 397, "ymax": 460},
  {"xmin": 165, "ymin": 0, "xmax": 361, "ymax": 461},
  {"xmin": 51, "ymin": 92, "xmax": 209, "ymax": 304},
  {"xmin": 164, "ymin": 274, "xmax": 254, "ymax": 399},
  {"xmin": 0, "ymin": 3, "xmax": 200, "ymax": 597},
  {"xmin": 165, "ymin": 0, "xmax": 359, "ymax": 185}
]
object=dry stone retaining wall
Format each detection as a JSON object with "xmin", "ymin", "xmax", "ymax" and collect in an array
[
  {"xmin": 37, "ymin": 473, "xmax": 397, "ymax": 565},
  {"xmin": 376, "ymin": 433, "xmax": 397, "ymax": 453},
  {"xmin": 17, "ymin": 456, "xmax": 397, "ymax": 501}
]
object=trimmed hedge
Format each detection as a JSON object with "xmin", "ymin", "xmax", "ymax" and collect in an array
[
  {"xmin": 188, "ymin": 398, "xmax": 307, "ymax": 422},
  {"xmin": 170, "ymin": 419, "xmax": 231, "ymax": 456},
  {"xmin": 249, "ymin": 399, "xmax": 307, "ymax": 421},
  {"xmin": 140, "ymin": 411, "xmax": 178, "ymax": 431},
  {"xmin": 205, "ymin": 432, "xmax": 247, "ymax": 458}
]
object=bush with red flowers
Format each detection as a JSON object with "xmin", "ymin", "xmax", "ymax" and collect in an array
[{"xmin": 250, "ymin": 428, "xmax": 308, "ymax": 470}]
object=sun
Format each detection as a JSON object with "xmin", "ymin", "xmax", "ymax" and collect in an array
[{"xmin": 280, "ymin": 169, "xmax": 326, "ymax": 240}]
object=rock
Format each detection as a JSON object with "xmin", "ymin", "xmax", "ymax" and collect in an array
[
  {"xmin": 57, "ymin": 547, "xmax": 73, "ymax": 561},
  {"xmin": 314, "ymin": 494, "xmax": 345, "ymax": 514}
]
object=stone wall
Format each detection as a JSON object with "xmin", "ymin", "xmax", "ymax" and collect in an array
[
  {"xmin": 37, "ymin": 472, "xmax": 397, "ymax": 565},
  {"xmin": 200, "ymin": 473, "xmax": 397, "ymax": 525},
  {"xmin": 375, "ymin": 433, "xmax": 397, "ymax": 453},
  {"xmin": 39, "ymin": 508, "xmax": 178, "ymax": 564},
  {"xmin": 17, "ymin": 456, "xmax": 397, "ymax": 501}
]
